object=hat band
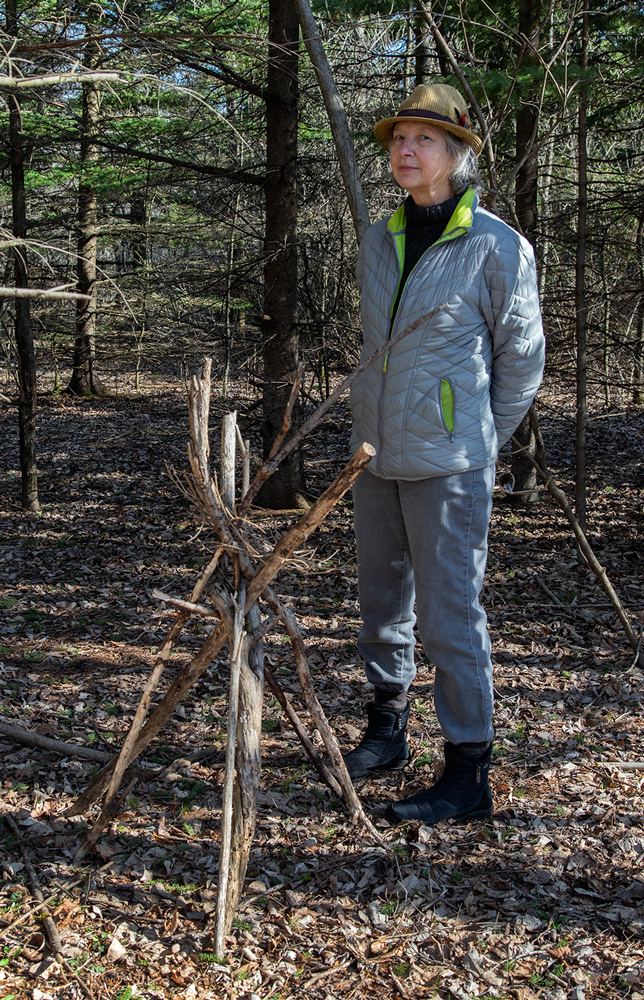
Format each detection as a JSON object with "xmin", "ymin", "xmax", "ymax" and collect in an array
[{"xmin": 397, "ymin": 107, "xmax": 469, "ymax": 129}]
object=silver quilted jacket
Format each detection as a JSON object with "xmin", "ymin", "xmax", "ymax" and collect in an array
[{"xmin": 350, "ymin": 189, "xmax": 545, "ymax": 480}]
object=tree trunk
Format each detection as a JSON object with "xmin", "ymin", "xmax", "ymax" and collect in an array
[
  {"xmin": 67, "ymin": 29, "xmax": 108, "ymax": 397},
  {"xmin": 510, "ymin": 411, "xmax": 539, "ymax": 505},
  {"xmin": 510, "ymin": 0, "xmax": 542, "ymax": 503},
  {"xmin": 259, "ymin": 0, "xmax": 302, "ymax": 509},
  {"xmin": 130, "ymin": 186, "xmax": 149, "ymax": 390},
  {"xmin": 130, "ymin": 195, "xmax": 146, "ymax": 269},
  {"xmin": 601, "ymin": 249, "xmax": 611, "ymax": 407},
  {"xmin": 223, "ymin": 191, "xmax": 240, "ymax": 397},
  {"xmin": 632, "ymin": 215, "xmax": 644, "ymax": 405},
  {"xmin": 575, "ymin": 7, "xmax": 589, "ymax": 547},
  {"xmin": 7, "ymin": 0, "xmax": 39, "ymax": 511}
]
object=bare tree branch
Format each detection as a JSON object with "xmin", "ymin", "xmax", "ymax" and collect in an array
[{"xmin": 0, "ymin": 285, "xmax": 90, "ymax": 302}]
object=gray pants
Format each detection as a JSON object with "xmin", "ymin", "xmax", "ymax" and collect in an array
[{"xmin": 353, "ymin": 466, "xmax": 495, "ymax": 745}]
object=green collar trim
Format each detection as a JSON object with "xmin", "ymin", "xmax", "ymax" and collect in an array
[
  {"xmin": 387, "ymin": 203, "xmax": 407, "ymax": 237},
  {"xmin": 437, "ymin": 187, "xmax": 476, "ymax": 243},
  {"xmin": 385, "ymin": 188, "xmax": 477, "ymax": 319},
  {"xmin": 386, "ymin": 205, "xmax": 407, "ymax": 315},
  {"xmin": 387, "ymin": 187, "xmax": 476, "ymax": 248}
]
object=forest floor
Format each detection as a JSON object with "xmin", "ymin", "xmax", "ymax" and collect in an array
[{"xmin": 0, "ymin": 370, "xmax": 643, "ymax": 1000}]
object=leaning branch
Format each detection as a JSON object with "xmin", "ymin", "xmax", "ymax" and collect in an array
[
  {"xmin": 92, "ymin": 139, "xmax": 266, "ymax": 186},
  {"xmin": 292, "ymin": 0, "xmax": 370, "ymax": 242},
  {"xmin": 512, "ymin": 433, "xmax": 643, "ymax": 664},
  {"xmin": 0, "ymin": 286, "xmax": 90, "ymax": 302},
  {"xmin": 265, "ymin": 591, "xmax": 387, "ymax": 848},
  {"xmin": 245, "ymin": 444, "xmax": 376, "ymax": 607},
  {"xmin": 418, "ymin": 4, "xmax": 508, "ymax": 218},
  {"xmin": 264, "ymin": 666, "xmax": 343, "ymax": 797}
]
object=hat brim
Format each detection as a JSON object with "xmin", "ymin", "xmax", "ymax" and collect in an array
[{"xmin": 374, "ymin": 114, "xmax": 483, "ymax": 156}]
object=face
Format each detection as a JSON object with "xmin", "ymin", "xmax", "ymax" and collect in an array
[{"xmin": 389, "ymin": 121, "xmax": 454, "ymax": 206}]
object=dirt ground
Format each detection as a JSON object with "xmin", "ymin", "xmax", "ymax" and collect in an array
[{"xmin": 0, "ymin": 371, "xmax": 643, "ymax": 1000}]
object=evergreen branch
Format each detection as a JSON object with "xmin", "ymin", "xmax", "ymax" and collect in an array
[{"xmin": 91, "ymin": 138, "xmax": 266, "ymax": 185}]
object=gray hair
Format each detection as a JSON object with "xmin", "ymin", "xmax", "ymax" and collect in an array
[{"xmin": 444, "ymin": 131, "xmax": 484, "ymax": 195}]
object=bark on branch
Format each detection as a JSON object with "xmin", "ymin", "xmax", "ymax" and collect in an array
[
  {"xmin": 0, "ymin": 286, "xmax": 91, "ymax": 301},
  {"xmin": 264, "ymin": 590, "xmax": 387, "ymax": 848},
  {"xmin": 0, "ymin": 71, "xmax": 119, "ymax": 89},
  {"xmin": 0, "ymin": 722, "xmax": 111, "ymax": 762}
]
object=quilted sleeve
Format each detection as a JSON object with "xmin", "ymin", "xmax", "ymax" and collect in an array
[{"xmin": 483, "ymin": 235, "xmax": 545, "ymax": 448}]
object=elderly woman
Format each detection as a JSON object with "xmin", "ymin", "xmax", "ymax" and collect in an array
[{"xmin": 344, "ymin": 83, "xmax": 545, "ymax": 825}]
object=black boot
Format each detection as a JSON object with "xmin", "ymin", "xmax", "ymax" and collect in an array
[
  {"xmin": 386, "ymin": 742, "xmax": 492, "ymax": 825},
  {"xmin": 343, "ymin": 701, "xmax": 410, "ymax": 780}
]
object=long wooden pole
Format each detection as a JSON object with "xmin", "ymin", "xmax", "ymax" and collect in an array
[
  {"xmin": 575, "ymin": 6, "xmax": 589, "ymax": 552},
  {"xmin": 240, "ymin": 305, "xmax": 447, "ymax": 514},
  {"xmin": 221, "ymin": 411, "xmax": 237, "ymax": 513},
  {"xmin": 215, "ymin": 409, "xmax": 266, "ymax": 950},
  {"xmin": 214, "ymin": 586, "xmax": 245, "ymax": 955},
  {"xmin": 292, "ymin": 0, "xmax": 370, "ymax": 243},
  {"xmin": 224, "ymin": 602, "xmax": 264, "ymax": 935}
]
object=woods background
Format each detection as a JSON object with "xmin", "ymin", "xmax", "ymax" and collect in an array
[
  {"xmin": 1, "ymin": 2, "xmax": 644, "ymax": 1000},
  {"xmin": 3, "ymin": 0, "xmax": 644, "ymax": 508}
]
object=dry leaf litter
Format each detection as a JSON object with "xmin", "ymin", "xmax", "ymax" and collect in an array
[{"xmin": 0, "ymin": 374, "xmax": 642, "ymax": 1000}]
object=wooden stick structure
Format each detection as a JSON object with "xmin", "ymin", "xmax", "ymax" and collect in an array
[{"xmin": 69, "ymin": 357, "xmax": 385, "ymax": 950}]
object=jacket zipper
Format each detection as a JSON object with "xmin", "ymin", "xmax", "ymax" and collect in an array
[{"xmin": 376, "ymin": 225, "xmax": 466, "ymax": 473}]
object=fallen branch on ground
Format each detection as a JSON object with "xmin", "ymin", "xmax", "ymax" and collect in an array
[
  {"xmin": 4, "ymin": 814, "xmax": 93, "ymax": 999},
  {"xmin": 0, "ymin": 722, "xmax": 112, "ymax": 763}
]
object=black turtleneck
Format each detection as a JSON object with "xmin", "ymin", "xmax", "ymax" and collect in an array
[{"xmin": 391, "ymin": 194, "xmax": 460, "ymax": 322}]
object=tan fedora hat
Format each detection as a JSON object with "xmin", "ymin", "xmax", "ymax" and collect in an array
[{"xmin": 374, "ymin": 83, "xmax": 482, "ymax": 155}]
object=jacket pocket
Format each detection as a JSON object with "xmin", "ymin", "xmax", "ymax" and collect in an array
[{"xmin": 439, "ymin": 378, "xmax": 456, "ymax": 439}]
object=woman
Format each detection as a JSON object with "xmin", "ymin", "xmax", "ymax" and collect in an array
[{"xmin": 345, "ymin": 83, "xmax": 545, "ymax": 825}]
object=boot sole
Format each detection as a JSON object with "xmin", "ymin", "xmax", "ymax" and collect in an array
[{"xmin": 386, "ymin": 803, "xmax": 493, "ymax": 825}]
